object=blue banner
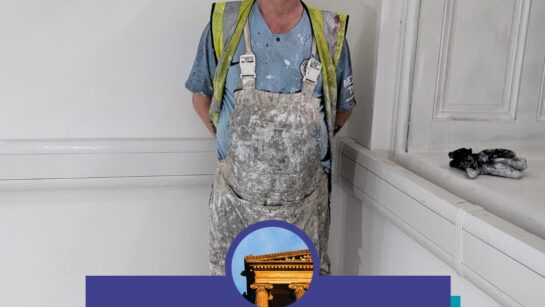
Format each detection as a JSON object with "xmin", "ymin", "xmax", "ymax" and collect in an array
[{"xmin": 86, "ymin": 275, "xmax": 451, "ymax": 306}]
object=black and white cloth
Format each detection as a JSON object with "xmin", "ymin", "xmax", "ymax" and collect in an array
[{"xmin": 448, "ymin": 148, "xmax": 528, "ymax": 179}]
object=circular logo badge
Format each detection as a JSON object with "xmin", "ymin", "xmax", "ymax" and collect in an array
[{"xmin": 225, "ymin": 221, "xmax": 319, "ymax": 306}]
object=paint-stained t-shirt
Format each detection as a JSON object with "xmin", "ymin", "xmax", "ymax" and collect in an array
[{"xmin": 185, "ymin": 3, "xmax": 356, "ymax": 173}]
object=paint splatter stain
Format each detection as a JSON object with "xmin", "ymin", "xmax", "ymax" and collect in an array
[
  {"xmin": 276, "ymin": 37, "xmax": 280, "ymax": 42},
  {"xmin": 284, "ymin": 59, "xmax": 291, "ymax": 66},
  {"xmin": 297, "ymin": 34, "xmax": 305, "ymax": 45},
  {"xmin": 266, "ymin": 75, "xmax": 273, "ymax": 80}
]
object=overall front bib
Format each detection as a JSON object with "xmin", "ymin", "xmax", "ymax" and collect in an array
[{"xmin": 208, "ymin": 22, "xmax": 331, "ymax": 275}]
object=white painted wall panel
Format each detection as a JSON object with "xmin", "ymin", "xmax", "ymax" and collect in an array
[
  {"xmin": 0, "ymin": 0, "xmax": 217, "ymax": 139},
  {"xmin": 338, "ymin": 192, "xmax": 500, "ymax": 307},
  {"xmin": 0, "ymin": 180, "xmax": 211, "ymax": 307}
]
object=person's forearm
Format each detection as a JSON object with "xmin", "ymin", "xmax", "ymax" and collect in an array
[
  {"xmin": 192, "ymin": 93, "xmax": 216, "ymax": 136},
  {"xmin": 334, "ymin": 109, "xmax": 352, "ymax": 134}
]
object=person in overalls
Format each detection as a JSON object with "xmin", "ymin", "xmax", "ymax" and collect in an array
[{"xmin": 185, "ymin": 0, "xmax": 356, "ymax": 275}]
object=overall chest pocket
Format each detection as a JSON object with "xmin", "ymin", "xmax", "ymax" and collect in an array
[{"xmin": 249, "ymin": 119, "xmax": 305, "ymax": 175}]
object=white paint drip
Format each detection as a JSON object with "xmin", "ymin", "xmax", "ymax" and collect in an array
[
  {"xmin": 266, "ymin": 75, "xmax": 273, "ymax": 80},
  {"xmin": 297, "ymin": 34, "xmax": 305, "ymax": 45},
  {"xmin": 284, "ymin": 59, "xmax": 291, "ymax": 67}
]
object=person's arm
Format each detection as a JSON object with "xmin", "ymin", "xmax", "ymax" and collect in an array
[
  {"xmin": 185, "ymin": 23, "xmax": 217, "ymax": 136},
  {"xmin": 334, "ymin": 109, "xmax": 352, "ymax": 133},
  {"xmin": 334, "ymin": 39, "xmax": 356, "ymax": 134},
  {"xmin": 192, "ymin": 93, "xmax": 216, "ymax": 136}
]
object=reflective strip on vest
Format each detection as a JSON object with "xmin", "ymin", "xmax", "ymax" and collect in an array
[
  {"xmin": 211, "ymin": 2, "xmax": 226, "ymax": 61},
  {"xmin": 306, "ymin": 4, "xmax": 348, "ymax": 142},
  {"xmin": 333, "ymin": 14, "xmax": 348, "ymax": 67},
  {"xmin": 210, "ymin": 0, "xmax": 253, "ymax": 126}
]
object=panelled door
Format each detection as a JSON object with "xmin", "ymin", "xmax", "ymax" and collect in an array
[{"xmin": 409, "ymin": 0, "xmax": 545, "ymax": 152}]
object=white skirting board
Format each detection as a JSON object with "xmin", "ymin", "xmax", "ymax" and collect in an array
[{"xmin": 337, "ymin": 139, "xmax": 545, "ymax": 307}]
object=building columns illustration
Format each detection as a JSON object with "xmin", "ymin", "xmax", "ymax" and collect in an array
[
  {"xmin": 250, "ymin": 283, "xmax": 273, "ymax": 307},
  {"xmin": 289, "ymin": 283, "xmax": 309, "ymax": 300}
]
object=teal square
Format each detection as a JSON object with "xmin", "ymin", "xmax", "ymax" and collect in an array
[{"xmin": 451, "ymin": 296, "xmax": 461, "ymax": 307}]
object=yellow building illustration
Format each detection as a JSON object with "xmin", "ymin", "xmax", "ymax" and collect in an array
[{"xmin": 242, "ymin": 249, "xmax": 313, "ymax": 307}]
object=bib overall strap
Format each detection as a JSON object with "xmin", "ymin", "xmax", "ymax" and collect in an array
[
  {"xmin": 240, "ymin": 21, "xmax": 256, "ymax": 89},
  {"xmin": 302, "ymin": 38, "xmax": 322, "ymax": 97}
]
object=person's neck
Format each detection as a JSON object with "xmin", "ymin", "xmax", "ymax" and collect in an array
[{"xmin": 257, "ymin": 0, "xmax": 304, "ymax": 34}]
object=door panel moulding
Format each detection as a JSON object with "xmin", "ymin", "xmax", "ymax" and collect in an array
[
  {"xmin": 402, "ymin": 0, "xmax": 538, "ymax": 153},
  {"xmin": 432, "ymin": 0, "xmax": 530, "ymax": 121}
]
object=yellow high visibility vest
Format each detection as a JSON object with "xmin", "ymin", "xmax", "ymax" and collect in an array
[{"xmin": 209, "ymin": 0, "xmax": 348, "ymax": 155}]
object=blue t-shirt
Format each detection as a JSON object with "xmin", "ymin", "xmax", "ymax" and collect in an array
[{"xmin": 186, "ymin": 3, "xmax": 356, "ymax": 173}]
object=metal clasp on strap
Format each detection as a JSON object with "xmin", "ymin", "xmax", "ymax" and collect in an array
[
  {"xmin": 303, "ymin": 58, "xmax": 322, "ymax": 84},
  {"xmin": 240, "ymin": 54, "xmax": 256, "ymax": 79}
]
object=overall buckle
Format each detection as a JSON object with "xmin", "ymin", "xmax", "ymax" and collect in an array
[
  {"xmin": 303, "ymin": 58, "xmax": 322, "ymax": 84},
  {"xmin": 240, "ymin": 54, "xmax": 256, "ymax": 79}
]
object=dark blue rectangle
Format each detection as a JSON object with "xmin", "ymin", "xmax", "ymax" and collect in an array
[{"xmin": 86, "ymin": 276, "xmax": 450, "ymax": 307}]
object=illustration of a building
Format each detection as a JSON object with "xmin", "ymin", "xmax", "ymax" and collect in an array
[{"xmin": 242, "ymin": 249, "xmax": 313, "ymax": 307}]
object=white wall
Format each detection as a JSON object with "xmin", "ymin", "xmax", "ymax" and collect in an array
[
  {"xmin": 0, "ymin": 179, "xmax": 211, "ymax": 307},
  {"xmin": 0, "ymin": 0, "xmax": 215, "ymax": 139}
]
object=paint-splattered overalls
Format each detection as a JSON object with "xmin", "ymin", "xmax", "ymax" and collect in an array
[{"xmin": 208, "ymin": 21, "xmax": 331, "ymax": 275}]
